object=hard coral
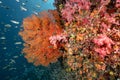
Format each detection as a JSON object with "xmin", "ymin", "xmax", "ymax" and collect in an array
[{"xmin": 19, "ymin": 10, "xmax": 63, "ymax": 66}]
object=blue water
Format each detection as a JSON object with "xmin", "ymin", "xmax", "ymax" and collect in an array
[{"xmin": 0, "ymin": 0, "xmax": 64, "ymax": 80}]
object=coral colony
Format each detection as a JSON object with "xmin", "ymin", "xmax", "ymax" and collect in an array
[{"xmin": 19, "ymin": 0, "xmax": 120, "ymax": 79}]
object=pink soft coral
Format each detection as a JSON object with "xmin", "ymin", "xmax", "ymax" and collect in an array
[
  {"xmin": 70, "ymin": 0, "xmax": 91, "ymax": 10},
  {"xmin": 61, "ymin": 1, "xmax": 76, "ymax": 22},
  {"xmin": 49, "ymin": 33, "xmax": 68, "ymax": 49},
  {"xmin": 116, "ymin": 0, "xmax": 120, "ymax": 8},
  {"xmin": 93, "ymin": 34, "xmax": 114, "ymax": 58},
  {"xmin": 61, "ymin": 0, "xmax": 91, "ymax": 22}
]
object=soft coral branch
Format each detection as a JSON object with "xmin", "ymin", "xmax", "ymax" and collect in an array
[
  {"xmin": 116, "ymin": 0, "xmax": 120, "ymax": 8},
  {"xmin": 49, "ymin": 33, "xmax": 68, "ymax": 49},
  {"xmin": 61, "ymin": 0, "xmax": 91, "ymax": 22},
  {"xmin": 93, "ymin": 34, "xmax": 114, "ymax": 58}
]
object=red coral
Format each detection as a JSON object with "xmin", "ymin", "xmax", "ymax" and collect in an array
[{"xmin": 19, "ymin": 10, "xmax": 63, "ymax": 66}]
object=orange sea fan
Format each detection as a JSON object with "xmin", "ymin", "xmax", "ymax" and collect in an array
[{"xmin": 19, "ymin": 10, "xmax": 64, "ymax": 66}]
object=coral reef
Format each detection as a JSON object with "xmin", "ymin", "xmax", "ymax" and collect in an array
[
  {"xmin": 19, "ymin": 10, "xmax": 64, "ymax": 66},
  {"xmin": 19, "ymin": 0, "xmax": 120, "ymax": 79},
  {"xmin": 57, "ymin": 0, "xmax": 120, "ymax": 79}
]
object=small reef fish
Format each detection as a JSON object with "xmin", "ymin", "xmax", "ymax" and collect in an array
[
  {"xmin": 36, "ymin": 5, "xmax": 41, "ymax": 8},
  {"xmin": 22, "ymin": 3, "xmax": 26, "ymax": 6},
  {"xmin": 16, "ymin": 0, "xmax": 20, "ymax": 2},
  {"xmin": 0, "ymin": 36, "xmax": 6, "ymax": 39},
  {"xmin": 4, "ymin": 24, "xmax": 11, "ymax": 28},
  {"xmin": 10, "ymin": 20, "xmax": 19, "ymax": 24},
  {"xmin": 13, "ymin": 56, "xmax": 19, "ymax": 59},
  {"xmin": 0, "ymin": 1, "xmax": 2, "ymax": 4},
  {"xmin": 14, "ymin": 42, "xmax": 22, "ymax": 45},
  {"xmin": 43, "ymin": 0, "xmax": 48, "ymax": 2},
  {"xmin": 20, "ymin": 6, "xmax": 27, "ymax": 11},
  {"xmin": 3, "ymin": 47, "xmax": 7, "ymax": 50}
]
